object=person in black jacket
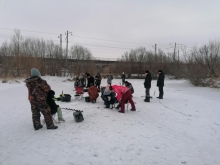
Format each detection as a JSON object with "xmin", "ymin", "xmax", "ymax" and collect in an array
[
  {"xmin": 144, "ymin": 70, "xmax": 152, "ymax": 102},
  {"xmin": 47, "ymin": 90, "xmax": 65, "ymax": 122},
  {"xmin": 125, "ymin": 81, "xmax": 134, "ymax": 94},
  {"xmin": 86, "ymin": 73, "xmax": 95, "ymax": 88},
  {"xmin": 157, "ymin": 70, "xmax": 165, "ymax": 99},
  {"xmin": 95, "ymin": 73, "xmax": 102, "ymax": 90}
]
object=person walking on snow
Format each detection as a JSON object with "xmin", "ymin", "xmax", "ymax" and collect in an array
[
  {"xmin": 157, "ymin": 70, "xmax": 165, "ymax": 99},
  {"xmin": 121, "ymin": 72, "xmax": 126, "ymax": 85},
  {"xmin": 24, "ymin": 68, "xmax": 58, "ymax": 130},
  {"xmin": 106, "ymin": 72, "xmax": 113, "ymax": 85},
  {"xmin": 112, "ymin": 85, "xmax": 136, "ymax": 113},
  {"xmin": 144, "ymin": 70, "xmax": 152, "ymax": 102}
]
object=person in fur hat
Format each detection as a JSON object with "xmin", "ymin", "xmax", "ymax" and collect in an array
[{"xmin": 24, "ymin": 68, "xmax": 58, "ymax": 130}]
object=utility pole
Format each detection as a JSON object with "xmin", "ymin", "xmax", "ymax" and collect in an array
[
  {"xmin": 174, "ymin": 42, "xmax": 176, "ymax": 61},
  {"xmin": 152, "ymin": 44, "xmax": 157, "ymax": 55},
  {"xmin": 58, "ymin": 34, "xmax": 62, "ymax": 56},
  {"xmin": 178, "ymin": 48, "xmax": 179, "ymax": 62},
  {"xmin": 65, "ymin": 30, "xmax": 72, "ymax": 59},
  {"xmin": 63, "ymin": 31, "xmax": 72, "ymax": 76}
]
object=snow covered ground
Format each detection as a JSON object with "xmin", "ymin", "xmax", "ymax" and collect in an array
[{"xmin": 0, "ymin": 77, "xmax": 220, "ymax": 165}]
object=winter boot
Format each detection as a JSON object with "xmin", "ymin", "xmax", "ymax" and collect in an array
[
  {"xmin": 159, "ymin": 93, "xmax": 163, "ymax": 99},
  {"xmin": 144, "ymin": 96, "xmax": 150, "ymax": 102},
  {"xmin": 47, "ymin": 126, "xmax": 58, "ymax": 130},
  {"xmin": 34, "ymin": 124, "xmax": 43, "ymax": 130},
  {"xmin": 58, "ymin": 118, "xmax": 65, "ymax": 122}
]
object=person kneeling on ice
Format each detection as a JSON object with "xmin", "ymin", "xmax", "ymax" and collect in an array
[
  {"xmin": 47, "ymin": 90, "xmax": 65, "ymax": 122},
  {"xmin": 103, "ymin": 86, "xmax": 117, "ymax": 109},
  {"xmin": 88, "ymin": 83, "xmax": 100, "ymax": 103},
  {"xmin": 112, "ymin": 85, "xmax": 136, "ymax": 113}
]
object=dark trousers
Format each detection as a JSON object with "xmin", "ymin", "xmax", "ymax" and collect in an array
[
  {"xmin": 122, "ymin": 79, "xmax": 125, "ymax": 85},
  {"xmin": 145, "ymin": 88, "xmax": 150, "ymax": 97},
  {"xmin": 159, "ymin": 86, "xmax": 163, "ymax": 98},
  {"xmin": 95, "ymin": 82, "xmax": 101, "ymax": 89},
  {"xmin": 30, "ymin": 101, "xmax": 54, "ymax": 129}
]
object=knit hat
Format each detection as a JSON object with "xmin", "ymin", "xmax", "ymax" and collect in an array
[
  {"xmin": 145, "ymin": 70, "xmax": 149, "ymax": 73},
  {"xmin": 158, "ymin": 70, "xmax": 162, "ymax": 73},
  {"xmin": 31, "ymin": 68, "xmax": 41, "ymax": 77},
  {"xmin": 48, "ymin": 90, "xmax": 55, "ymax": 96}
]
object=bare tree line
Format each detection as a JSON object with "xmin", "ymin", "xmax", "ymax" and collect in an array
[
  {"xmin": 0, "ymin": 30, "xmax": 219, "ymax": 87},
  {"xmin": 113, "ymin": 47, "xmax": 173, "ymax": 79},
  {"xmin": 181, "ymin": 41, "xmax": 220, "ymax": 87},
  {"xmin": 0, "ymin": 30, "xmax": 95, "ymax": 78}
]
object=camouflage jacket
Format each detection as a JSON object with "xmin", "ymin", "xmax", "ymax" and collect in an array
[{"xmin": 24, "ymin": 76, "xmax": 51, "ymax": 103}]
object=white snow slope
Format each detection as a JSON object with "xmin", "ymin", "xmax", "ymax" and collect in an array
[{"xmin": 0, "ymin": 77, "xmax": 220, "ymax": 165}]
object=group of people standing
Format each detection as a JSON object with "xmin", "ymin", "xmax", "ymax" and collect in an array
[
  {"xmin": 25, "ymin": 68, "xmax": 164, "ymax": 130},
  {"xmin": 144, "ymin": 69, "xmax": 165, "ymax": 102}
]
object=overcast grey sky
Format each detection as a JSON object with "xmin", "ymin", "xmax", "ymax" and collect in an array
[{"xmin": 0, "ymin": 0, "xmax": 219, "ymax": 58}]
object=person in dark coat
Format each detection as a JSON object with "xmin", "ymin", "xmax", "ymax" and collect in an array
[
  {"xmin": 95, "ymin": 73, "xmax": 102, "ymax": 90},
  {"xmin": 24, "ymin": 68, "xmax": 58, "ymax": 130},
  {"xmin": 47, "ymin": 90, "xmax": 65, "ymax": 122},
  {"xmin": 121, "ymin": 72, "xmax": 126, "ymax": 85},
  {"xmin": 157, "ymin": 70, "xmax": 165, "ymax": 99},
  {"xmin": 86, "ymin": 73, "xmax": 95, "ymax": 88},
  {"xmin": 74, "ymin": 78, "xmax": 80, "ymax": 90},
  {"xmin": 144, "ymin": 70, "xmax": 152, "ymax": 102},
  {"xmin": 124, "ymin": 81, "xmax": 134, "ymax": 94}
]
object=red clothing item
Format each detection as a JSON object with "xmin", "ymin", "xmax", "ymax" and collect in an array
[
  {"xmin": 120, "ymin": 90, "xmax": 135, "ymax": 112},
  {"xmin": 76, "ymin": 86, "xmax": 83, "ymax": 94},
  {"xmin": 112, "ymin": 85, "xmax": 129, "ymax": 101},
  {"xmin": 88, "ymin": 86, "xmax": 99, "ymax": 101}
]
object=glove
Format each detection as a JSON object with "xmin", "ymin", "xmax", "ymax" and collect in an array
[{"xmin": 108, "ymin": 96, "xmax": 111, "ymax": 101}]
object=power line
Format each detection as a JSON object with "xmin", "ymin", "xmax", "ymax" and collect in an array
[
  {"xmin": 0, "ymin": 27, "xmax": 59, "ymax": 35},
  {"xmin": 0, "ymin": 27, "xmax": 170, "ymax": 47},
  {"xmin": 68, "ymin": 41, "xmax": 135, "ymax": 50}
]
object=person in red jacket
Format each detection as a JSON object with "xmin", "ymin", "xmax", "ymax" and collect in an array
[
  {"xmin": 88, "ymin": 83, "xmax": 100, "ymax": 103},
  {"xmin": 112, "ymin": 85, "xmax": 136, "ymax": 113}
]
